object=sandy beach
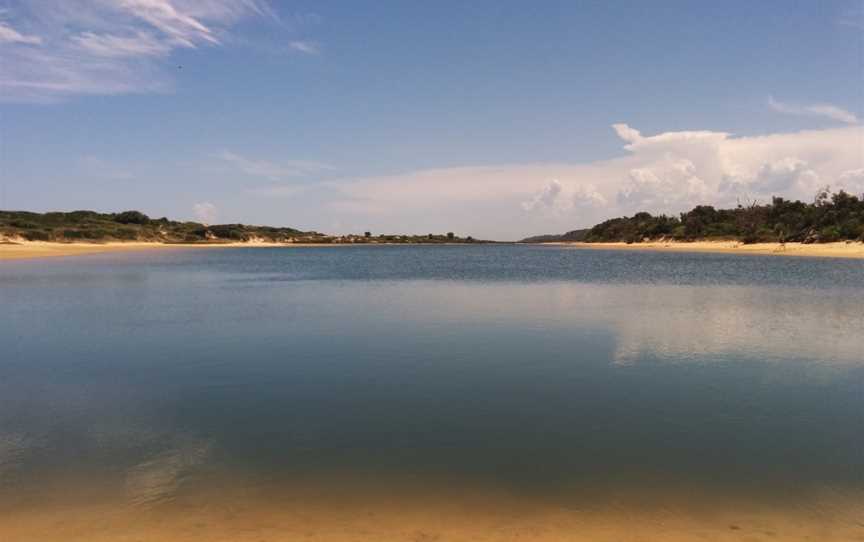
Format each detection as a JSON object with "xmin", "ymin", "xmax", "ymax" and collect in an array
[
  {"xmin": 0, "ymin": 241, "xmax": 487, "ymax": 261},
  {"xmin": 544, "ymin": 240, "xmax": 864, "ymax": 259},
  {"xmin": 3, "ymin": 240, "xmax": 864, "ymax": 261},
  {"xmin": 0, "ymin": 241, "xmax": 345, "ymax": 261}
]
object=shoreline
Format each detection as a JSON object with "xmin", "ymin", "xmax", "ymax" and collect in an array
[
  {"xmin": 3, "ymin": 239, "xmax": 864, "ymax": 261},
  {"xmin": 0, "ymin": 241, "xmax": 272, "ymax": 261},
  {"xmin": 0, "ymin": 241, "xmax": 483, "ymax": 261},
  {"xmin": 539, "ymin": 240, "xmax": 864, "ymax": 259}
]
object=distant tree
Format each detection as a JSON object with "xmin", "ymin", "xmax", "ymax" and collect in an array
[
  {"xmin": 114, "ymin": 210, "xmax": 150, "ymax": 225},
  {"xmin": 364, "ymin": 231, "xmax": 371, "ymax": 238}
]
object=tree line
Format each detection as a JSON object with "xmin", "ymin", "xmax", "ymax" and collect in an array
[{"xmin": 526, "ymin": 188, "xmax": 864, "ymax": 244}]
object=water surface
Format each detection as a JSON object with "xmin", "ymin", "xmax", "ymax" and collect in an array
[{"xmin": 1, "ymin": 246, "xmax": 862, "ymax": 541}]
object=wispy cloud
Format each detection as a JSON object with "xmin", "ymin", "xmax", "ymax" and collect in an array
[
  {"xmin": 837, "ymin": 2, "xmax": 864, "ymax": 30},
  {"xmin": 0, "ymin": 0, "xmax": 282, "ymax": 102},
  {"xmin": 217, "ymin": 150, "xmax": 335, "ymax": 181},
  {"xmin": 768, "ymin": 96, "xmax": 859, "ymax": 124},
  {"xmin": 0, "ymin": 20, "xmax": 41, "ymax": 44},
  {"xmin": 70, "ymin": 30, "xmax": 173, "ymax": 57},
  {"xmin": 287, "ymin": 39, "xmax": 319, "ymax": 54}
]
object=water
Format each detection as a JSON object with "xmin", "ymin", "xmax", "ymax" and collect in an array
[{"xmin": 1, "ymin": 245, "xmax": 863, "ymax": 541}]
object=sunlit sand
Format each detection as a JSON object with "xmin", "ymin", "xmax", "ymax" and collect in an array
[
  {"xmin": 547, "ymin": 240, "xmax": 864, "ymax": 259},
  {"xmin": 2, "ymin": 474, "xmax": 862, "ymax": 542},
  {"xmin": 0, "ymin": 241, "xmax": 334, "ymax": 261}
]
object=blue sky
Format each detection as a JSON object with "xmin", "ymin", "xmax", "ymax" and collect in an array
[{"xmin": 1, "ymin": 0, "xmax": 863, "ymax": 239}]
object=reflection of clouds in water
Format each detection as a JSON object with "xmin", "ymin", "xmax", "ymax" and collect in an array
[
  {"xmin": 604, "ymin": 286, "xmax": 864, "ymax": 364},
  {"xmin": 125, "ymin": 439, "xmax": 211, "ymax": 508},
  {"xmin": 0, "ymin": 374, "xmax": 214, "ymax": 505},
  {"xmin": 320, "ymin": 282, "xmax": 864, "ymax": 366}
]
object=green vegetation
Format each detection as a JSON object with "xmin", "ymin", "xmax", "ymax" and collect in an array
[
  {"xmin": 0, "ymin": 209, "xmax": 319, "ymax": 243},
  {"xmin": 0, "ymin": 209, "xmax": 484, "ymax": 244},
  {"xmin": 522, "ymin": 189, "xmax": 864, "ymax": 244}
]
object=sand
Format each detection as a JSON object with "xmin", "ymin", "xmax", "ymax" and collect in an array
[
  {"xmin": 545, "ymin": 240, "xmax": 864, "ymax": 259},
  {"xmin": 3, "ymin": 240, "xmax": 864, "ymax": 261},
  {"xmin": 2, "ymin": 478, "xmax": 862, "ymax": 542},
  {"xmin": 0, "ymin": 241, "xmax": 339, "ymax": 261}
]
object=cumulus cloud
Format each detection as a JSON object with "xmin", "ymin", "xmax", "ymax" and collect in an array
[
  {"xmin": 523, "ymin": 179, "xmax": 606, "ymax": 214},
  {"xmin": 316, "ymin": 123, "xmax": 863, "ymax": 240},
  {"xmin": 522, "ymin": 179, "xmax": 563, "ymax": 212},
  {"xmin": 720, "ymin": 157, "xmax": 820, "ymax": 199},
  {"xmin": 768, "ymin": 96, "xmax": 859, "ymax": 124},
  {"xmin": 192, "ymin": 201, "xmax": 217, "ymax": 224},
  {"xmin": 611, "ymin": 123, "xmax": 642, "ymax": 144},
  {"xmin": 837, "ymin": 169, "xmax": 864, "ymax": 196},
  {"xmin": 217, "ymin": 150, "xmax": 335, "ymax": 181},
  {"xmin": 618, "ymin": 155, "xmax": 709, "ymax": 210},
  {"xmin": 0, "ymin": 0, "xmax": 280, "ymax": 102}
]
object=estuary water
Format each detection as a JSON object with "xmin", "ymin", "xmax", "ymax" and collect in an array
[{"xmin": 1, "ymin": 245, "xmax": 863, "ymax": 541}]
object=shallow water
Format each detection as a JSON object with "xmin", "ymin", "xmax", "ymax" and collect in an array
[{"xmin": 1, "ymin": 245, "xmax": 863, "ymax": 541}]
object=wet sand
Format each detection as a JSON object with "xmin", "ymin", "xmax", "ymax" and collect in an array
[
  {"xmin": 2, "ymin": 476, "xmax": 862, "ymax": 542},
  {"xmin": 545, "ymin": 240, "xmax": 864, "ymax": 259}
]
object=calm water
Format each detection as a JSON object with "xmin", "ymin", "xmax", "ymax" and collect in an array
[{"xmin": 1, "ymin": 245, "xmax": 863, "ymax": 540}]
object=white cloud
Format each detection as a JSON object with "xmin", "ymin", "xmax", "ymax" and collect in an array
[
  {"xmin": 313, "ymin": 123, "xmax": 863, "ymax": 240},
  {"xmin": 523, "ymin": 179, "xmax": 606, "ymax": 214},
  {"xmin": 0, "ymin": 20, "xmax": 41, "ymax": 44},
  {"xmin": 572, "ymin": 183, "xmax": 607, "ymax": 209},
  {"xmin": 837, "ymin": 169, "xmax": 864, "ymax": 196},
  {"xmin": 618, "ymin": 155, "xmax": 709, "ymax": 210},
  {"xmin": 0, "ymin": 0, "xmax": 278, "ymax": 102},
  {"xmin": 611, "ymin": 123, "xmax": 642, "ymax": 145},
  {"xmin": 217, "ymin": 150, "xmax": 335, "ymax": 181},
  {"xmin": 720, "ymin": 157, "xmax": 820, "ymax": 199},
  {"xmin": 193, "ymin": 201, "xmax": 217, "ymax": 224},
  {"xmin": 768, "ymin": 96, "xmax": 859, "ymax": 124},
  {"xmin": 287, "ymin": 40, "xmax": 319, "ymax": 54},
  {"xmin": 522, "ymin": 179, "xmax": 563, "ymax": 212},
  {"xmin": 71, "ymin": 30, "xmax": 173, "ymax": 57}
]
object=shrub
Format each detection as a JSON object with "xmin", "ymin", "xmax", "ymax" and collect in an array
[{"xmin": 114, "ymin": 210, "xmax": 150, "ymax": 225}]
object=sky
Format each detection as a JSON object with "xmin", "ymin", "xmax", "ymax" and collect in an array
[{"xmin": 1, "ymin": 0, "xmax": 863, "ymax": 240}]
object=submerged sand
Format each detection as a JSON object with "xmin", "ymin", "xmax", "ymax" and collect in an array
[
  {"xmin": 2, "ymin": 476, "xmax": 862, "ymax": 542},
  {"xmin": 546, "ymin": 240, "xmax": 864, "ymax": 259}
]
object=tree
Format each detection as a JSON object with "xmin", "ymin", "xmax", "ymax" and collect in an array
[{"xmin": 114, "ymin": 210, "xmax": 150, "ymax": 225}]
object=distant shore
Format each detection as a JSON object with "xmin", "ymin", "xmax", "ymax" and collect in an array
[
  {"xmin": 4, "ymin": 239, "xmax": 864, "ymax": 261},
  {"xmin": 541, "ymin": 240, "xmax": 864, "ymax": 259},
  {"xmin": 0, "ymin": 240, "xmax": 482, "ymax": 261},
  {"xmin": 0, "ymin": 241, "xmax": 345, "ymax": 261}
]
